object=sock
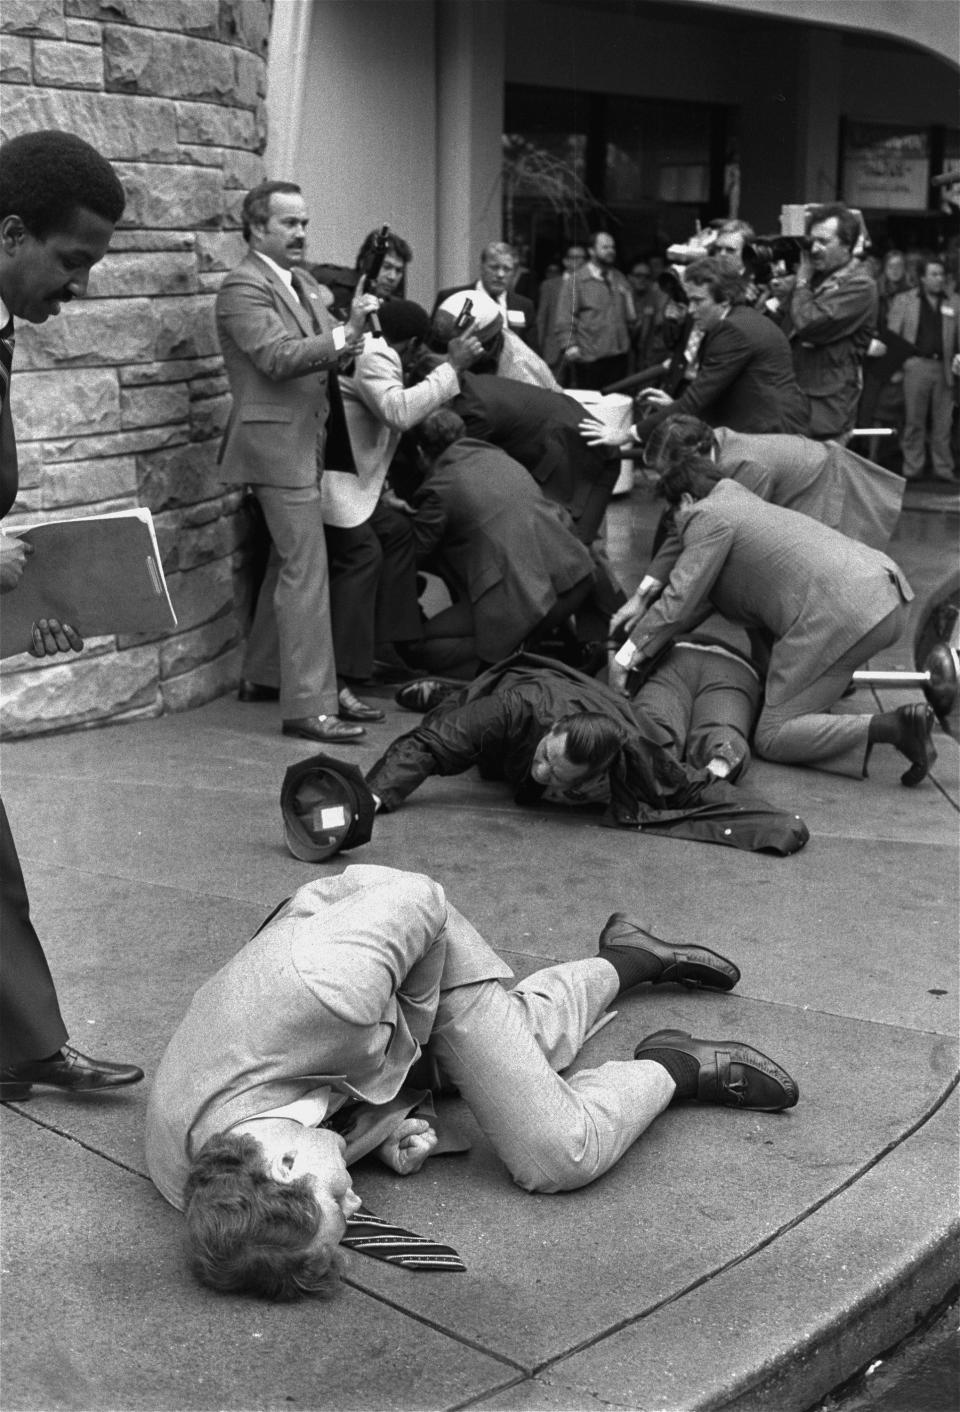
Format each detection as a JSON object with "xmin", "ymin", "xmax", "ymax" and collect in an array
[
  {"xmin": 602, "ymin": 943, "xmax": 664, "ymax": 991},
  {"xmin": 637, "ymin": 1047, "xmax": 700, "ymax": 1099}
]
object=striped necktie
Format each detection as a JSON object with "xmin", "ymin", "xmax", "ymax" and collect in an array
[
  {"xmin": 0, "ymin": 317, "xmax": 14, "ymax": 412},
  {"xmin": 342, "ymin": 1205, "xmax": 465, "ymax": 1272}
]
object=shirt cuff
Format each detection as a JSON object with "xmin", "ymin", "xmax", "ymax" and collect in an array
[
  {"xmin": 332, "ymin": 326, "xmax": 347, "ymax": 351},
  {"xmin": 614, "ymin": 639, "xmax": 641, "ymax": 669}
]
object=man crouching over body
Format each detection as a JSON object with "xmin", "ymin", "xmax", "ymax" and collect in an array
[{"xmin": 145, "ymin": 866, "xmax": 798, "ymax": 1300}]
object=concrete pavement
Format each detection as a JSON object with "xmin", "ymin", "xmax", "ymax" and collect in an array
[{"xmin": 1, "ymin": 484, "xmax": 957, "ymax": 1412}]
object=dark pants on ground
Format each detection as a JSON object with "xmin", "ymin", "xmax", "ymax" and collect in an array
[
  {"xmin": 409, "ymin": 576, "xmax": 594, "ymax": 679},
  {"xmin": 325, "ymin": 503, "xmax": 422, "ymax": 681},
  {"xmin": 633, "ymin": 645, "xmax": 761, "ymax": 780},
  {"xmin": 0, "ymin": 799, "xmax": 68, "ymax": 1068}
]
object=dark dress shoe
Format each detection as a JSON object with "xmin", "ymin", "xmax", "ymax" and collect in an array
[
  {"xmin": 0, "ymin": 1044, "xmax": 144, "ymax": 1099},
  {"xmin": 282, "ymin": 715, "xmax": 365, "ymax": 743},
  {"xmin": 897, "ymin": 703, "xmax": 936, "ymax": 787},
  {"xmin": 337, "ymin": 686, "xmax": 385, "ymax": 723},
  {"xmin": 599, "ymin": 912, "xmax": 740, "ymax": 991},
  {"xmin": 635, "ymin": 1030, "xmax": 798, "ymax": 1111},
  {"xmin": 395, "ymin": 678, "xmax": 460, "ymax": 713},
  {"xmin": 238, "ymin": 681, "xmax": 280, "ymax": 703}
]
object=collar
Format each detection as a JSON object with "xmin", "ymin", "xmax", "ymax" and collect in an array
[
  {"xmin": 475, "ymin": 279, "xmax": 507, "ymax": 309},
  {"xmin": 0, "ymin": 295, "xmax": 10, "ymax": 328},
  {"xmin": 253, "ymin": 249, "xmax": 295, "ymax": 291}
]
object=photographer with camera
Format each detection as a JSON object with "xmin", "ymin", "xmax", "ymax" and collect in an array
[
  {"xmin": 771, "ymin": 203, "xmax": 878, "ymax": 443},
  {"xmin": 634, "ymin": 258, "xmax": 808, "ymax": 440}
]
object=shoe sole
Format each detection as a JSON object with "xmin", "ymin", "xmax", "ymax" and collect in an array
[{"xmin": 281, "ymin": 727, "xmax": 365, "ymax": 743}]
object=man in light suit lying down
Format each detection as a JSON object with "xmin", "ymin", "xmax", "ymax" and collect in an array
[{"xmin": 145, "ymin": 867, "xmax": 798, "ymax": 1300}]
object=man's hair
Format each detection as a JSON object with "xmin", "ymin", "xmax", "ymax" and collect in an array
[
  {"xmin": 715, "ymin": 219, "xmax": 755, "ymax": 243},
  {"xmin": 917, "ymin": 253, "xmax": 945, "ymax": 278},
  {"xmin": 683, "ymin": 257, "xmax": 746, "ymax": 306},
  {"xmin": 417, "ymin": 408, "xmax": 466, "ymax": 460},
  {"xmin": 0, "ymin": 130, "xmax": 125, "ymax": 238},
  {"xmin": 480, "ymin": 241, "xmax": 514, "ymax": 265},
  {"xmin": 356, "ymin": 228, "xmax": 412, "ymax": 268},
  {"xmin": 805, "ymin": 202, "xmax": 860, "ymax": 251},
  {"xmin": 241, "ymin": 181, "xmax": 301, "ymax": 241},
  {"xmin": 644, "ymin": 414, "xmax": 716, "ymax": 473},
  {"xmin": 589, "ymin": 230, "xmax": 612, "ymax": 247},
  {"xmin": 552, "ymin": 713, "xmax": 627, "ymax": 774},
  {"xmin": 183, "ymin": 1132, "xmax": 343, "ymax": 1301},
  {"xmin": 657, "ymin": 451, "xmax": 723, "ymax": 506}
]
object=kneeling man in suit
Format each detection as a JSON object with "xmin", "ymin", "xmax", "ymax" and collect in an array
[{"xmin": 146, "ymin": 866, "xmax": 797, "ymax": 1300}]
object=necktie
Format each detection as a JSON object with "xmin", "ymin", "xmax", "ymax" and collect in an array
[
  {"xmin": 342, "ymin": 1205, "xmax": 466, "ymax": 1272},
  {"xmin": 0, "ymin": 317, "xmax": 15, "ymax": 413},
  {"xmin": 289, "ymin": 269, "xmax": 319, "ymax": 331}
]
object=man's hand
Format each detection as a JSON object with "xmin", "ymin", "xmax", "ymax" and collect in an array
[
  {"xmin": 637, "ymin": 388, "xmax": 674, "ymax": 409},
  {"xmin": 29, "ymin": 618, "xmax": 84, "ymax": 657},
  {"xmin": 607, "ymin": 654, "xmax": 631, "ymax": 697},
  {"xmin": 344, "ymin": 285, "xmax": 382, "ymax": 348},
  {"xmin": 609, "ymin": 585, "xmax": 654, "ymax": 638},
  {"xmin": 578, "ymin": 415, "xmax": 632, "ymax": 449},
  {"xmin": 446, "ymin": 321, "xmax": 484, "ymax": 371},
  {"xmin": 0, "ymin": 534, "xmax": 33, "ymax": 593},
  {"xmin": 379, "ymin": 488, "xmax": 413, "ymax": 515},
  {"xmin": 376, "ymin": 1117, "xmax": 438, "ymax": 1176}
]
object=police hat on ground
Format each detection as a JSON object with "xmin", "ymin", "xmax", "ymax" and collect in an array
[{"xmin": 281, "ymin": 754, "xmax": 376, "ymax": 862}]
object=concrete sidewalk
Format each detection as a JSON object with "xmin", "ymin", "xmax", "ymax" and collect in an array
[{"xmin": 1, "ymin": 488, "xmax": 957, "ymax": 1412}]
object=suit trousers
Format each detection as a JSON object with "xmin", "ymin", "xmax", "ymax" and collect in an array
[
  {"xmin": 634, "ymin": 645, "xmax": 761, "ymax": 780},
  {"xmin": 430, "ymin": 958, "xmax": 673, "ymax": 1193},
  {"xmin": 326, "ymin": 503, "xmax": 421, "ymax": 680},
  {"xmin": 0, "ymin": 798, "xmax": 68, "ymax": 1067},
  {"xmin": 243, "ymin": 481, "xmax": 338, "ymax": 718},
  {"xmin": 900, "ymin": 358, "xmax": 956, "ymax": 479},
  {"xmin": 754, "ymin": 605, "xmax": 907, "ymax": 777}
]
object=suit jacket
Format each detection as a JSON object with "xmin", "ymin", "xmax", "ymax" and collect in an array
[
  {"xmin": 887, "ymin": 289, "xmax": 960, "ymax": 387},
  {"xmin": 411, "ymin": 437, "xmax": 594, "ymax": 662},
  {"xmin": 643, "ymin": 305, "xmax": 808, "ymax": 437},
  {"xmin": 451, "ymin": 373, "xmax": 617, "ymax": 543},
  {"xmin": 433, "ymin": 282, "xmax": 539, "ymax": 353},
  {"xmin": 647, "ymin": 426, "xmax": 904, "ymax": 582},
  {"xmin": 145, "ymin": 865, "xmax": 512, "ymax": 1209},
  {"xmin": 215, "ymin": 253, "xmax": 343, "ymax": 488},
  {"xmin": 630, "ymin": 479, "xmax": 912, "ymax": 708},
  {"xmin": 323, "ymin": 336, "xmax": 459, "ymax": 527}
]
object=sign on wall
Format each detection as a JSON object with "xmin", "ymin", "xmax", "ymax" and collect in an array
[{"xmin": 842, "ymin": 123, "xmax": 929, "ymax": 210}]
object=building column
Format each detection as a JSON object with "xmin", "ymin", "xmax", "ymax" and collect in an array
[{"xmin": 435, "ymin": 0, "xmax": 506, "ymax": 287}]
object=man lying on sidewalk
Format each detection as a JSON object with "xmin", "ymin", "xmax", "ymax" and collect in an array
[
  {"xmin": 365, "ymin": 653, "xmax": 807, "ymax": 855},
  {"xmin": 145, "ymin": 866, "xmax": 797, "ymax": 1300}
]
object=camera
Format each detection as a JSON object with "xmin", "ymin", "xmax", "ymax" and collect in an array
[{"xmin": 741, "ymin": 234, "xmax": 811, "ymax": 284}]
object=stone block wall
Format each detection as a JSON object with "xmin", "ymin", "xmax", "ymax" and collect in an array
[{"xmin": 0, "ymin": 0, "xmax": 271, "ymax": 736}]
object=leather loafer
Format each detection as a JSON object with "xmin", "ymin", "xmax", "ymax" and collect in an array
[
  {"xmin": 0, "ymin": 1044, "xmax": 144, "ymax": 1100},
  {"xmin": 395, "ymin": 678, "xmax": 459, "ymax": 714},
  {"xmin": 238, "ymin": 680, "xmax": 280, "ymax": 703},
  {"xmin": 635, "ymin": 1029, "xmax": 798, "ymax": 1111},
  {"xmin": 897, "ymin": 703, "xmax": 937, "ymax": 787},
  {"xmin": 337, "ymin": 686, "xmax": 385, "ymax": 723},
  {"xmin": 282, "ymin": 715, "xmax": 365, "ymax": 743},
  {"xmin": 599, "ymin": 912, "xmax": 740, "ymax": 991}
]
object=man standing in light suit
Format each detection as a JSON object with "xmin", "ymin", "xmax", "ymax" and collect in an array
[{"xmin": 216, "ymin": 180, "xmax": 380, "ymax": 743}]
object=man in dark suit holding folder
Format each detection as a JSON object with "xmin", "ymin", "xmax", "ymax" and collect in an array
[{"xmin": 0, "ymin": 129, "xmax": 143, "ymax": 1100}]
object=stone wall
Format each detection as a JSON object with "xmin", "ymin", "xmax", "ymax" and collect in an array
[{"xmin": 0, "ymin": 0, "xmax": 271, "ymax": 736}]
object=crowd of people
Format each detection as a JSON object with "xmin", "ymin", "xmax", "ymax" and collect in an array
[{"xmin": 0, "ymin": 131, "xmax": 950, "ymax": 1308}]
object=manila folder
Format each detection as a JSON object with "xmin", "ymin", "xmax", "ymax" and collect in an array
[{"xmin": 1, "ymin": 508, "xmax": 177, "ymax": 658}]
